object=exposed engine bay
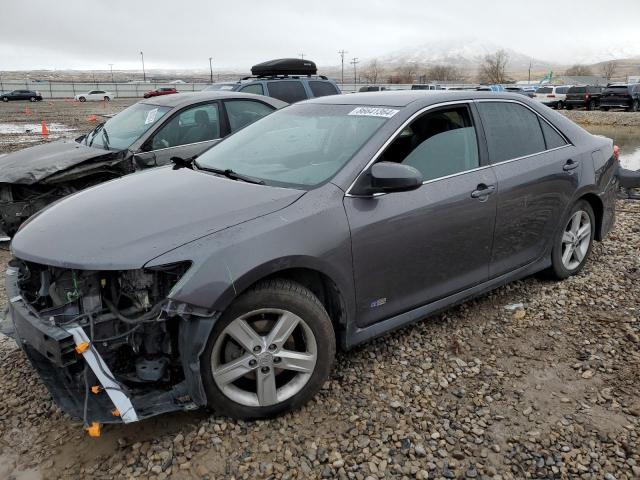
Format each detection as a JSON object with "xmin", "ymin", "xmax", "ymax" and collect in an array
[{"xmin": 7, "ymin": 259, "xmax": 216, "ymax": 429}]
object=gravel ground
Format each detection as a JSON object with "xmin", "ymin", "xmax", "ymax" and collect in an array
[
  {"xmin": 0, "ymin": 101, "xmax": 639, "ymax": 479},
  {"xmin": 560, "ymin": 109, "xmax": 640, "ymax": 127}
]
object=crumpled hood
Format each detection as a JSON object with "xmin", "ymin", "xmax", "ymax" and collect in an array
[
  {"xmin": 11, "ymin": 167, "xmax": 305, "ymax": 270},
  {"xmin": 0, "ymin": 139, "xmax": 114, "ymax": 184}
]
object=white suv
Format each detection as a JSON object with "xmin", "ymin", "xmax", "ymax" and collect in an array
[{"xmin": 534, "ymin": 85, "xmax": 571, "ymax": 110}]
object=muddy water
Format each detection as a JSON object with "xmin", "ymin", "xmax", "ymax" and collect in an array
[{"xmin": 584, "ymin": 125, "xmax": 640, "ymax": 170}]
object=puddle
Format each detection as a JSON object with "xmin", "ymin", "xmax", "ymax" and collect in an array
[{"xmin": 585, "ymin": 125, "xmax": 640, "ymax": 170}]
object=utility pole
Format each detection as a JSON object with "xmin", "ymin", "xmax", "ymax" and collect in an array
[
  {"xmin": 338, "ymin": 49, "xmax": 347, "ymax": 86},
  {"xmin": 108, "ymin": 64, "xmax": 114, "ymax": 83},
  {"xmin": 351, "ymin": 57, "xmax": 359, "ymax": 86},
  {"xmin": 209, "ymin": 57, "xmax": 213, "ymax": 83},
  {"xmin": 140, "ymin": 51, "xmax": 146, "ymax": 82},
  {"xmin": 299, "ymin": 53, "xmax": 305, "ymax": 60},
  {"xmin": 528, "ymin": 61, "xmax": 532, "ymax": 84}
]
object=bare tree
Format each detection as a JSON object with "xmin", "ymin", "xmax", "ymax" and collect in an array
[
  {"xmin": 362, "ymin": 59, "xmax": 383, "ymax": 84},
  {"xmin": 600, "ymin": 61, "xmax": 617, "ymax": 80},
  {"xmin": 427, "ymin": 64, "xmax": 463, "ymax": 82},
  {"xmin": 565, "ymin": 64, "xmax": 593, "ymax": 76},
  {"xmin": 395, "ymin": 62, "xmax": 420, "ymax": 83},
  {"xmin": 478, "ymin": 50, "xmax": 509, "ymax": 84}
]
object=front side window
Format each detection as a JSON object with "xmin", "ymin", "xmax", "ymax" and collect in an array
[
  {"xmin": 195, "ymin": 104, "xmax": 388, "ymax": 188},
  {"xmin": 239, "ymin": 83, "xmax": 264, "ymax": 95},
  {"xmin": 151, "ymin": 103, "xmax": 220, "ymax": 150},
  {"xmin": 224, "ymin": 100, "xmax": 275, "ymax": 132},
  {"xmin": 266, "ymin": 81, "xmax": 308, "ymax": 103},
  {"xmin": 84, "ymin": 102, "xmax": 171, "ymax": 151},
  {"xmin": 309, "ymin": 81, "xmax": 339, "ymax": 97},
  {"xmin": 378, "ymin": 106, "xmax": 479, "ymax": 182},
  {"xmin": 477, "ymin": 102, "xmax": 545, "ymax": 163}
]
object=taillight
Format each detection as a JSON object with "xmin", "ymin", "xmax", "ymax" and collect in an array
[
  {"xmin": 613, "ymin": 145, "xmax": 620, "ymax": 161},
  {"xmin": 548, "ymin": 94, "xmax": 556, "ymax": 98},
  {"xmin": 585, "ymin": 93, "xmax": 590, "ymax": 99}
]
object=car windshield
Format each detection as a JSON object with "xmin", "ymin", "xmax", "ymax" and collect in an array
[
  {"xmin": 83, "ymin": 102, "xmax": 171, "ymax": 151},
  {"xmin": 195, "ymin": 103, "xmax": 391, "ymax": 188}
]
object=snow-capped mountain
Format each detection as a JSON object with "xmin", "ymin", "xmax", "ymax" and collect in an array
[
  {"xmin": 376, "ymin": 37, "xmax": 555, "ymax": 70},
  {"xmin": 566, "ymin": 42, "xmax": 640, "ymax": 65}
]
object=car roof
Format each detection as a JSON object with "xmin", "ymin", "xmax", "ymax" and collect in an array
[
  {"xmin": 303, "ymin": 90, "xmax": 537, "ymax": 107},
  {"xmin": 140, "ymin": 91, "xmax": 288, "ymax": 109}
]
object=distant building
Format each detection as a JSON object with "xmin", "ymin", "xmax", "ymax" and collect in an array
[{"xmin": 628, "ymin": 76, "xmax": 640, "ymax": 84}]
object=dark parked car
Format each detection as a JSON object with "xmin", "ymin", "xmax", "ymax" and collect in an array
[
  {"xmin": 3, "ymin": 91, "xmax": 618, "ymax": 427},
  {"xmin": 0, "ymin": 92, "xmax": 285, "ymax": 239},
  {"xmin": 232, "ymin": 58, "xmax": 341, "ymax": 103},
  {"xmin": 143, "ymin": 87, "xmax": 178, "ymax": 98},
  {"xmin": 565, "ymin": 85, "xmax": 603, "ymax": 110},
  {"xmin": 359, "ymin": 85, "xmax": 388, "ymax": 92},
  {"xmin": 599, "ymin": 83, "xmax": 640, "ymax": 112},
  {"xmin": 1, "ymin": 90, "xmax": 43, "ymax": 102},
  {"xmin": 504, "ymin": 86, "xmax": 535, "ymax": 98}
]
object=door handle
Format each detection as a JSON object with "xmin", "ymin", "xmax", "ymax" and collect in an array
[
  {"xmin": 471, "ymin": 184, "xmax": 496, "ymax": 199},
  {"xmin": 563, "ymin": 159, "xmax": 580, "ymax": 171}
]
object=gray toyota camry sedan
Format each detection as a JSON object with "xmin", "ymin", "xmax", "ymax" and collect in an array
[{"xmin": 3, "ymin": 91, "xmax": 618, "ymax": 427}]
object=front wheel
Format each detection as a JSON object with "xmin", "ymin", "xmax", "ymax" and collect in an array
[
  {"xmin": 201, "ymin": 279, "xmax": 335, "ymax": 419},
  {"xmin": 587, "ymin": 100, "xmax": 597, "ymax": 111},
  {"xmin": 29, "ymin": 96, "xmax": 36, "ymax": 102},
  {"xmin": 556, "ymin": 101, "xmax": 564, "ymax": 110},
  {"xmin": 549, "ymin": 200, "xmax": 595, "ymax": 279},
  {"xmin": 1, "ymin": 97, "xmax": 8, "ymax": 102},
  {"xmin": 630, "ymin": 100, "xmax": 639, "ymax": 112},
  {"xmin": 103, "ymin": 96, "xmax": 110, "ymax": 102},
  {"xmin": 78, "ymin": 97, "xmax": 86, "ymax": 102}
]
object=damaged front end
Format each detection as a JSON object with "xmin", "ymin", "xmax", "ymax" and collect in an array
[{"xmin": 4, "ymin": 259, "xmax": 217, "ymax": 427}]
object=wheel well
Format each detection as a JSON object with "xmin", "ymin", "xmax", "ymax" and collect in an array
[
  {"xmin": 579, "ymin": 193, "xmax": 604, "ymax": 241},
  {"xmin": 253, "ymin": 268, "xmax": 347, "ymax": 343}
]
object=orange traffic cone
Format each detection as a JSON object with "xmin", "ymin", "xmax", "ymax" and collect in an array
[
  {"xmin": 88, "ymin": 114, "xmax": 97, "ymax": 122},
  {"xmin": 41, "ymin": 121, "xmax": 49, "ymax": 136}
]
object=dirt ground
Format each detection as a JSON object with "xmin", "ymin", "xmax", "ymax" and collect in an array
[{"xmin": 0, "ymin": 100, "xmax": 638, "ymax": 480}]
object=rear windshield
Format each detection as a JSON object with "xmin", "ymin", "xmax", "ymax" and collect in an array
[
  {"xmin": 309, "ymin": 81, "xmax": 339, "ymax": 97},
  {"xmin": 537, "ymin": 87, "xmax": 552, "ymax": 94},
  {"xmin": 568, "ymin": 87, "xmax": 586, "ymax": 94},
  {"xmin": 556, "ymin": 87, "xmax": 570, "ymax": 94}
]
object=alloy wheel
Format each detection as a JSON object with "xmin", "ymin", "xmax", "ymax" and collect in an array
[
  {"xmin": 211, "ymin": 308, "xmax": 318, "ymax": 407},
  {"xmin": 561, "ymin": 210, "xmax": 591, "ymax": 270}
]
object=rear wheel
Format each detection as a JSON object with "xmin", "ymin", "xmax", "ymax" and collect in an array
[
  {"xmin": 556, "ymin": 101, "xmax": 564, "ymax": 110},
  {"xmin": 79, "ymin": 97, "xmax": 86, "ymax": 102},
  {"xmin": 103, "ymin": 96, "xmax": 110, "ymax": 102},
  {"xmin": 630, "ymin": 100, "xmax": 639, "ymax": 112},
  {"xmin": 549, "ymin": 200, "xmax": 595, "ymax": 279},
  {"xmin": 587, "ymin": 100, "xmax": 597, "ymax": 111},
  {"xmin": 29, "ymin": 96, "xmax": 36, "ymax": 102},
  {"xmin": 1, "ymin": 97, "xmax": 8, "ymax": 102},
  {"xmin": 201, "ymin": 279, "xmax": 335, "ymax": 419}
]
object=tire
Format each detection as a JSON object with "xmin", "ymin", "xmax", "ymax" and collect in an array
[
  {"xmin": 201, "ymin": 279, "xmax": 336, "ymax": 419},
  {"xmin": 103, "ymin": 96, "xmax": 110, "ymax": 102},
  {"xmin": 1, "ymin": 97, "xmax": 8, "ymax": 102},
  {"xmin": 630, "ymin": 100, "xmax": 640, "ymax": 112},
  {"xmin": 79, "ymin": 97, "xmax": 86, "ymax": 102},
  {"xmin": 549, "ymin": 200, "xmax": 595, "ymax": 280},
  {"xmin": 587, "ymin": 100, "xmax": 597, "ymax": 111},
  {"xmin": 29, "ymin": 97, "xmax": 36, "ymax": 102},
  {"xmin": 556, "ymin": 101, "xmax": 564, "ymax": 110}
]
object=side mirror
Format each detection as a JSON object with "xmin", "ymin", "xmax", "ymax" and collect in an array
[
  {"xmin": 133, "ymin": 151, "xmax": 157, "ymax": 169},
  {"xmin": 351, "ymin": 161, "xmax": 423, "ymax": 196}
]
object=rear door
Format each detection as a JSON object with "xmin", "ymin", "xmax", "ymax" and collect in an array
[
  {"xmin": 476, "ymin": 100, "xmax": 578, "ymax": 278},
  {"xmin": 345, "ymin": 102, "xmax": 498, "ymax": 327},
  {"xmin": 136, "ymin": 101, "xmax": 225, "ymax": 168}
]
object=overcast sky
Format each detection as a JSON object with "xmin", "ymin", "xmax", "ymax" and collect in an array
[{"xmin": 1, "ymin": 0, "xmax": 639, "ymax": 71}]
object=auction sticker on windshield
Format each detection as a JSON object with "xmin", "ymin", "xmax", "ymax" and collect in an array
[
  {"xmin": 348, "ymin": 107, "xmax": 399, "ymax": 118},
  {"xmin": 144, "ymin": 108, "xmax": 159, "ymax": 125}
]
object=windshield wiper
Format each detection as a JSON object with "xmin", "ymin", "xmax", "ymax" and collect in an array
[
  {"xmin": 194, "ymin": 161, "xmax": 264, "ymax": 185},
  {"xmin": 101, "ymin": 127, "xmax": 111, "ymax": 150},
  {"xmin": 87, "ymin": 122, "xmax": 105, "ymax": 147}
]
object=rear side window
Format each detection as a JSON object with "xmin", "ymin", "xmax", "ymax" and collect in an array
[
  {"xmin": 239, "ymin": 83, "xmax": 264, "ymax": 95},
  {"xmin": 224, "ymin": 100, "xmax": 275, "ymax": 132},
  {"xmin": 537, "ymin": 87, "xmax": 552, "ymax": 94},
  {"xmin": 309, "ymin": 81, "xmax": 339, "ymax": 97},
  {"xmin": 267, "ymin": 81, "xmax": 308, "ymax": 103},
  {"xmin": 569, "ymin": 87, "xmax": 586, "ymax": 94},
  {"xmin": 539, "ymin": 120, "xmax": 567, "ymax": 149},
  {"xmin": 477, "ymin": 102, "xmax": 545, "ymax": 163}
]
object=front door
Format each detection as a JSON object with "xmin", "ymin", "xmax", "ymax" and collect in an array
[{"xmin": 345, "ymin": 103, "xmax": 498, "ymax": 327}]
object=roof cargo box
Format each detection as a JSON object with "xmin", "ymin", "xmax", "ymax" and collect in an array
[{"xmin": 251, "ymin": 58, "xmax": 317, "ymax": 77}]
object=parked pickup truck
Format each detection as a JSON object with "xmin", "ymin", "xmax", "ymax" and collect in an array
[
  {"xmin": 599, "ymin": 84, "xmax": 640, "ymax": 112},
  {"xmin": 565, "ymin": 85, "xmax": 603, "ymax": 111}
]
